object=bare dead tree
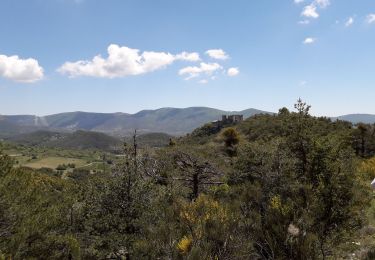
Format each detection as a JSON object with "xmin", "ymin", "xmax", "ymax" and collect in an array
[{"xmin": 173, "ymin": 152, "xmax": 224, "ymax": 200}]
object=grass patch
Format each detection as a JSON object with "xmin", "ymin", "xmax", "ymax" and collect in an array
[{"xmin": 23, "ymin": 156, "xmax": 86, "ymax": 169}]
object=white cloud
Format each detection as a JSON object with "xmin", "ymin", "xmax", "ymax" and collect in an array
[
  {"xmin": 300, "ymin": 0, "xmax": 330, "ymax": 19},
  {"xmin": 301, "ymin": 4, "xmax": 319, "ymax": 19},
  {"xmin": 227, "ymin": 67, "xmax": 240, "ymax": 77},
  {"xmin": 205, "ymin": 49, "xmax": 229, "ymax": 60},
  {"xmin": 303, "ymin": 37, "xmax": 316, "ymax": 44},
  {"xmin": 175, "ymin": 52, "xmax": 200, "ymax": 62},
  {"xmin": 367, "ymin": 14, "xmax": 375, "ymax": 24},
  {"xmin": 314, "ymin": 0, "xmax": 330, "ymax": 8},
  {"xmin": 179, "ymin": 62, "xmax": 222, "ymax": 80},
  {"xmin": 294, "ymin": 0, "xmax": 305, "ymax": 4},
  {"xmin": 0, "ymin": 54, "xmax": 44, "ymax": 83},
  {"xmin": 58, "ymin": 44, "xmax": 200, "ymax": 78},
  {"xmin": 345, "ymin": 17, "xmax": 354, "ymax": 27}
]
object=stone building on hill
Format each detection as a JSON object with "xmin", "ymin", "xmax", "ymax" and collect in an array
[
  {"xmin": 212, "ymin": 114, "xmax": 244, "ymax": 128},
  {"xmin": 221, "ymin": 115, "xmax": 243, "ymax": 124}
]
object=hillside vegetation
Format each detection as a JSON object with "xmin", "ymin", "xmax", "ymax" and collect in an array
[
  {"xmin": 0, "ymin": 107, "xmax": 272, "ymax": 136},
  {"xmin": 7, "ymin": 130, "xmax": 121, "ymax": 151},
  {"xmin": 1, "ymin": 100, "xmax": 375, "ymax": 259},
  {"xmin": 3, "ymin": 107, "xmax": 375, "ymax": 138},
  {"xmin": 6, "ymin": 130, "xmax": 173, "ymax": 151}
]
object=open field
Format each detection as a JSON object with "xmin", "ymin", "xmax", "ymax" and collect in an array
[
  {"xmin": 1, "ymin": 143, "xmax": 119, "ymax": 175},
  {"xmin": 23, "ymin": 156, "xmax": 86, "ymax": 169}
]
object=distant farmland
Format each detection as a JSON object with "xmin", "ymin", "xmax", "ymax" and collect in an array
[{"xmin": 23, "ymin": 156, "xmax": 86, "ymax": 169}]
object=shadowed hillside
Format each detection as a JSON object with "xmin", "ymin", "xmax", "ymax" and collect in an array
[{"xmin": 6, "ymin": 130, "xmax": 173, "ymax": 150}]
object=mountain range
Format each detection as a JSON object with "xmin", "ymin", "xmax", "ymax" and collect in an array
[
  {"xmin": 1, "ymin": 107, "xmax": 375, "ymax": 138},
  {"xmin": 0, "ymin": 107, "xmax": 270, "ymax": 137},
  {"xmin": 334, "ymin": 114, "xmax": 375, "ymax": 124}
]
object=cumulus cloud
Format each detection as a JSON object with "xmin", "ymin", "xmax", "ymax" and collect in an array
[
  {"xmin": 303, "ymin": 37, "xmax": 316, "ymax": 44},
  {"xmin": 301, "ymin": 0, "xmax": 330, "ymax": 19},
  {"xmin": 345, "ymin": 17, "xmax": 354, "ymax": 27},
  {"xmin": 301, "ymin": 4, "xmax": 319, "ymax": 18},
  {"xmin": 179, "ymin": 62, "xmax": 222, "ymax": 80},
  {"xmin": 205, "ymin": 49, "xmax": 229, "ymax": 60},
  {"xmin": 0, "ymin": 54, "xmax": 44, "ymax": 83},
  {"xmin": 58, "ymin": 44, "xmax": 240, "ymax": 83},
  {"xmin": 58, "ymin": 44, "xmax": 200, "ymax": 78},
  {"xmin": 175, "ymin": 52, "xmax": 200, "ymax": 62},
  {"xmin": 294, "ymin": 0, "xmax": 305, "ymax": 4},
  {"xmin": 367, "ymin": 14, "xmax": 375, "ymax": 24},
  {"xmin": 227, "ymin": 67, "xmax": 240, "ymax": 77}
]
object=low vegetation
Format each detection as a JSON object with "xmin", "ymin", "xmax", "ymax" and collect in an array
[
  {"xmin": 0, "ymin": 100, "xmax": 375, "ymax": 259},
  {"xmin": 23, "ymin": 157, "xmax": 85, "ymax": 170}
]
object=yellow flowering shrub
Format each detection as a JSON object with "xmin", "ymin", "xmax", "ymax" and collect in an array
[
  {"xmin": 178, "ymin": 195, "xmax": 231, "ymax": 242},
  {"xmin": 359, "ymin": 157, "xmax": 375, "ymax": 180},
  {"xmin": 269, "ymin": 195, "xmax": 291, "ymax": 215},
  {"xmin": 177, "ymin": 236, "xmax": 193, "ymax": 255}
]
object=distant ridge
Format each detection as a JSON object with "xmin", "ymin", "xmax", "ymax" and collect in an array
[
  {"xmin": 2, "ymin": 107, "xmax": 375, "ymax": 138},
  {"xmin": 6, "ymin": 130, "xmax": 173, "ymax": 150},
  {"xmin": 334, "ymin": 114, "xmax": 375, "ymax": 124},
  {"xmin": 0, "ymin": 107, "xmax": 271, "ymax": 136}
]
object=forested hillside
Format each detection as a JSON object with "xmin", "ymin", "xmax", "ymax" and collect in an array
[
  {"xmin": 5, "ymin": 130, "xmax": 173, "ymax": 151},
  {"xmin": 0, "ymin": 107, "xmax": 270, "ymax": 136},
  {"xmin": 5, "ymin": 130, "xmax": 121, "ymax": 152},
  {"xmin": 3, "ymin": 108, "xmax": 375, "ymax": 138},
  {"xmin": 1, "ymin": 100, "xmax": 375, "ymax": 259}
]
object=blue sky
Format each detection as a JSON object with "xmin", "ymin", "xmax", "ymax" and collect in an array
[{"xmin": 0, "ymin": 0, "xmax": 374, "ymax": 116}]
